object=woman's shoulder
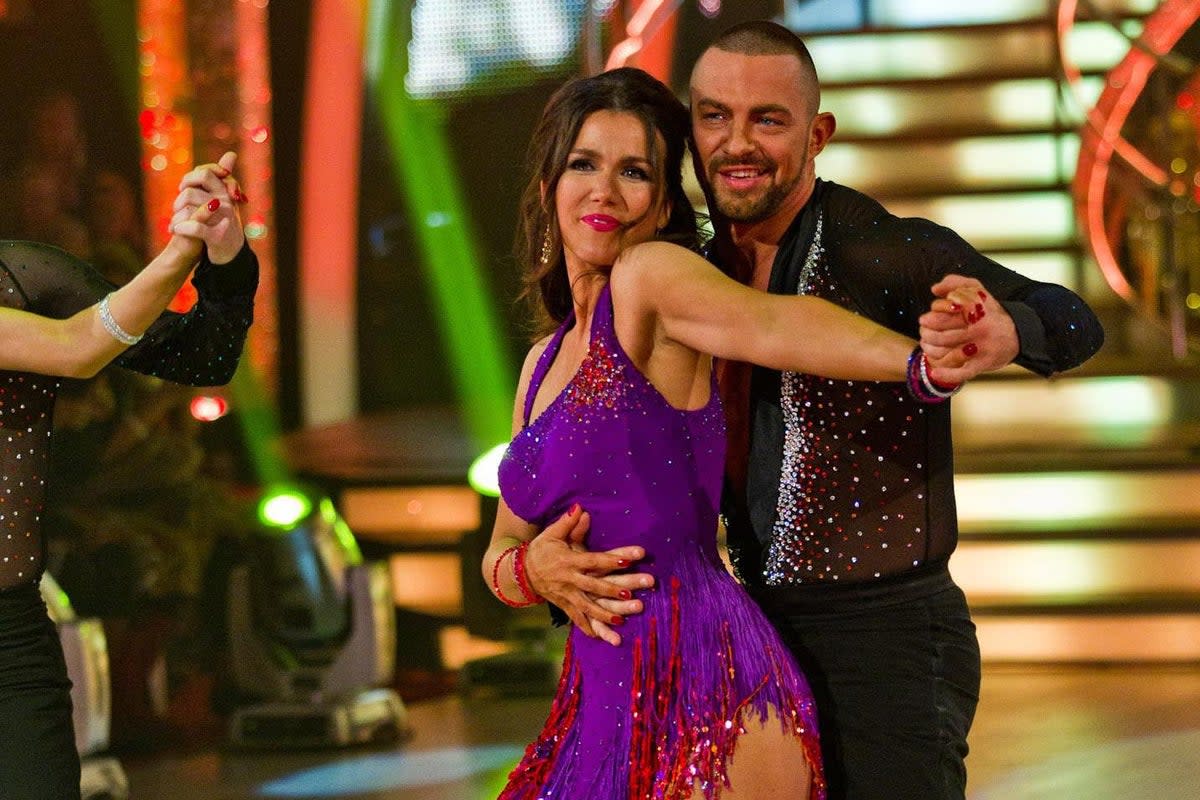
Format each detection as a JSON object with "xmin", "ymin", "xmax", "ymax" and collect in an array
[
  {"xmin": 614, "ymin": 239, "xmax": 711, "ymax": 280},
  {"xmin": 611, "ymin": 240, "xmax": 716, "ymax": 308},
  {"xmin": 619, "ymin": 239, "xmax": 697, "ymax": 263},
  {"xmin": 518, "ymin": 334, "xmax": 554, "ymax": 381}
]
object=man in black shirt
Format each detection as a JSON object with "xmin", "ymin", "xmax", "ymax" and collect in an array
[{"xmin": 686, "ymin": 20, "xmax": 1103, "ymax": 800}]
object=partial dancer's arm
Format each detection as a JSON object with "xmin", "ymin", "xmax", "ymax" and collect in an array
[
  {"xmin": 0, "ymin": 155, "xmax": 242, "ymax": 378},
  {"xmin": 831, "ymin": 207, "xmax": 1104, "ymax": 382},
  {"xmin": 482, "ymin": 340, "xmax": 653, "ymax": 646},
  {"xmin": 115, "ymin": 152, "xmax": 256, "ymax": 385}
]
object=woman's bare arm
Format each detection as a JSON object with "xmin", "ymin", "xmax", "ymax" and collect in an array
[{"xmin": 613, "ymin": 240, "xmax": 913, "ymax": 380}]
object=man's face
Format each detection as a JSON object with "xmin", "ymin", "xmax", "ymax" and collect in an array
[{"xmin": 690, "ymin": 48, "xmax": 827, "ymax": 225}]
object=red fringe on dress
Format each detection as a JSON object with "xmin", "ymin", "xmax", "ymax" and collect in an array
[{"xmin": 498, "ymin": 573, "xmax": 826, "ymax": 800}]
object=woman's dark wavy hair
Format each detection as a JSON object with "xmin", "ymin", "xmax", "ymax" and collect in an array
[{"xmin": 515, "ymin": 67, "xmax": 701, "ymax": 338}]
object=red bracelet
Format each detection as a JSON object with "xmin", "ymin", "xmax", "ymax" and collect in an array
[
  {"xmin": 490, "ymin": 544, "xmax": 542, "ymax": 608},
  {"xmin": 512, "ymin": 540, "xmax": 543, "ymax": 605},
  {"xmin": 905, "ymin": 346, "xmax": 960, "ymax": 403}
]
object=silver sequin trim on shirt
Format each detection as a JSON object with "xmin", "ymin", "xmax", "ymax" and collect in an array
[{"xmin": 764, "ymin": 213, "xmax": 823, "ymax": 585}]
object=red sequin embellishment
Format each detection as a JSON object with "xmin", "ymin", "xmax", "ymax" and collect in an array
[
  {"xmin": 564, "ymin": 337, "xmax": 626, "ymax": 412},
  {"xmin": 497, "ymin": 637, "xmax": 582, "ymax": 799}
]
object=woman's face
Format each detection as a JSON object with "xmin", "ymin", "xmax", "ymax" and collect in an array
[{"xmin": 554, "ymin": 109, "xmax": 670, "ymax": 277}]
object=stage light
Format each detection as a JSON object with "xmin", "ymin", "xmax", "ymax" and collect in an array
[
  {"xmin": 468, "ymin": 443, "xmax": 508, "ymax": 498},
  {"xmin": 258, "ymin": 488, "xmax": 314, "ymax": 530},
  {"xmin": 228, "ymin": 489, "xmax": 406, "ymax": 749},
  {"xmin": 190, "ymin": 394, "xmax": 229, "ymax": 422}
]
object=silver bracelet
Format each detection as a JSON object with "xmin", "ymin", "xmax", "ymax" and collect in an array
[
  {"xmin": 97, "ymin": 294, "xmax": 143, "ymax": 346},
  {"xmin": 918, "ymin": 352, "xmax": 960, "ymax": 399}
]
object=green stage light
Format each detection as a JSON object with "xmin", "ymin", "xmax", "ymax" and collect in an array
[
  {"xmin": 468, "ymin": 442, "xmax": 510, "ymax": 498},
  {"xmin": 259, "ymin": 488, "xmax": 314, "ymax": 530},
  {"xmin": 320, "ymin": 497, "xmax": 364, "ymax": 564},
  {"xmin": 367, "ymin": 1, "xmax": 516, "ymax": 451}
]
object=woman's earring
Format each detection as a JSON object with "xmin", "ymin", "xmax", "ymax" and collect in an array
[{"xmin": 540, "ymin": 229, "xmax": 554, "ymax": 266}]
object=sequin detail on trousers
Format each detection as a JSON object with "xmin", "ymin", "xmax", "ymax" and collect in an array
[{"xmin": 497, "ymin": 284, "xmax": 825, "ymax": 799}]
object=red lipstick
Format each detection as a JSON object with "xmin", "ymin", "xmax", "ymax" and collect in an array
[{"xmin": 582, "ymin": 214, "xmax": 620, "ymax": 232}]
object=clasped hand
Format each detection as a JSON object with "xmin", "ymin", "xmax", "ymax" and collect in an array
[
  {"xmin": 165, "ymin": 151, "xmax": 248, "ymax": 265},
  {"xmin": 919, "ymin": 273, "xmax": 1020, "ymax": 385}
]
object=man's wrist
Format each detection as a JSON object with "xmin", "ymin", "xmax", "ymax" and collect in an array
[{"xmin": 206, "ymin": 236, "xmax": 247, "ymax": 265}]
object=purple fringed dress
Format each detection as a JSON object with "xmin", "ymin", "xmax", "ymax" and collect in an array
[{"xmin": 497, "ymin": 284, "xmax": 825, "ymax": 800}]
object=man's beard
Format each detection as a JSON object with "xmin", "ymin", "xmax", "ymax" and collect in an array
[{"xmin": 706, "ymin": 160, "xmax": 802, "ymax": 224}]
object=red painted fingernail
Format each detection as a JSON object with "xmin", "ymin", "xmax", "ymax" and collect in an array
[
  {"xmin": 949, "ymin": 303, "xmax": 961, "ymax": 312},
  {"xmin": 975, "ymin": 303, "xmax": 985, "ymax": 315},
  {"xmin": 619, "ymin": 590, "xmax": 632, "ymax": 600},
  {"xmin": 569, "ymin": 503, "xmax": 580, "ymax": 516},
  {"xmin": 962, "ymin": 342, "xmax": 979, "ymax": 357},
  {"xmin": 978, "ymin": 291, "xmax": 988, "ymax": 301},
  {"xmin": 966, "ymin": 311, "xmax": 978, "ymax": 324},
  {"xmin": 611, "ymin": 616, "xmax": 624, "ymax": 625},
  {"xmin": 235, "ymin": 189, "xmax": 249, "ymax": 203},
  {"xmin": 616, "ymin": 559, "xmax": 630, "ymax": 567},
  {"xmin": 207, "ymin": 198, "xmax": 220, "ymax": 212}
]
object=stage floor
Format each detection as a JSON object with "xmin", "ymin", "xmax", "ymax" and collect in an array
[{"xmin": 123, "ymin": 664, "xmax": 1200, "ymax": 799}]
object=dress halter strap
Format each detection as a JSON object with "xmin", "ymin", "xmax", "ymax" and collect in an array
[
  {"xmin": 523, "ymin": 310, "xmax": 574, "ymax": 428},
  {"xmin": 521, "ymin": 284, "xmax": 621, "ymax": 428}
]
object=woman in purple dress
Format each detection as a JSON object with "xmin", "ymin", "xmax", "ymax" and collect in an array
[{"xmin": 483, "ymin": 69, "xmax": 962, "ymax": 799}]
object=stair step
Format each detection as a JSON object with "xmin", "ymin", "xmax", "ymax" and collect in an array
[
  {"xmin": 821, "ymin": 68, "xmax": 1109, "ymax": 93},
  {"xmin": 969, "ymin": 593, "xmax": 1200, "ymax": 615},
  {"xmin": 836, "ymin": 124, "xmax": 1069, "ymax": 146},
  {"xmin": 878, "ymin": 191, "xmax": 1074, "ymax": 250},
  {"xmin": 955, "ymin": 470, "xmax": 1200, "ymax": 534},
  {"xmin": 951, "ymin": 374, "xmax": 1200, "ymax": 459},
  {"xmin": 792, "ymin": 2, "xmax": 1151, "ymax": 36},
  {"xmin": 973, "ymin": 614, "xmax": 1200, "ymax": 662},
  {"xmin": 827, "ymin": 77, "xmax": 1102, "ymax": 142},
  {"xmin": 956, "ymin": 446, "xmax": 1200, "ymax": 475},
  {"xmin": 807, "ymin": 20, "xmax": 1133, "ymax": 88},
  {"xmin": 823, "ymin": 132, "xmax": 1075, "ymax": 197},
  {"xmin": 959, "ymin": 520, "xmax": 1200, "ymax": 542},
  {"xmin": 339, "ymin": 485, "xmax": 480, "ymax": 547},
  {"xmin": 976, "ymin": 249, "xmax": 1084, "ymax": 289},
  {"xmin": 952, "ymin": 539, "xmax": 1200, "ymax": 598}
]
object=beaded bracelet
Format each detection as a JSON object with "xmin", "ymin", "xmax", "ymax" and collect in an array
[
  {"xmin": 490, "ymin": 543, "xmax": 543, "ymax": 608},
  {"xmin": 511, "ymin": 541, "xmax": 543, "ymax": 605},
  {"xmin": 97, "ymin": 294, "xmax": 143, "ymax": 346},
  {"xmin": 905, "ymin": 346, "xmax": 961, "ymax": 404}
]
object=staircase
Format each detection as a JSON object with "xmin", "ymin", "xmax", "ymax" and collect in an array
[{"xmin": 796, "ymin": 1, "xmax": 1200, "ymax": 662}]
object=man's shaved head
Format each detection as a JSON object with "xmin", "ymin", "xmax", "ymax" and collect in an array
[{"xmin": 699, "ymin": 20, "xmax": 821, "ymax": 114}]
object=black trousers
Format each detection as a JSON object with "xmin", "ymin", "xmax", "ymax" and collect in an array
[
  {"xmin": 753, "ymin": 561, "xmax": 981, "ymax": 800},
  {"xmin": 0, "ymin": 583, "xmax": 81, "ymax": 800}
]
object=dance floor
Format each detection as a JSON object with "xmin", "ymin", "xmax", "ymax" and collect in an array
[{"xmin": 121, "ymin": 663, "xmax": 1200, "ymax": 799}]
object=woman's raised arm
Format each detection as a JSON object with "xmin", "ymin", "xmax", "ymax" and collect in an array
[{"xmin": 612, "ymin": 240, "xmax": 913, "ymax": 381}]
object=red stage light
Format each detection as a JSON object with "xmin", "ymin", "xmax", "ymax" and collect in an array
[{"xmin": 191, "ymin": 395, "xmax": 229, "ymax": 422}]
